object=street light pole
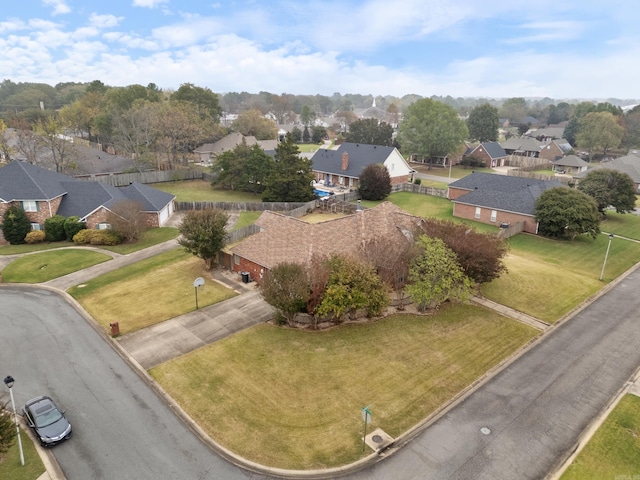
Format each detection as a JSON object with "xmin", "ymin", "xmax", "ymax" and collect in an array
[
  {"xmin": 3, "ymin": 376, "xmax": 25, "ymax": 466},
  {"xmin": 599, "ymin": 234, "xmax": 614, "ymax": 281}
]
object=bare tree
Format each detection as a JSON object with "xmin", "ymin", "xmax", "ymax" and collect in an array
[
  {"xmin": 106, "ymin": 200, "xmax": 147, "ymax": 242},
  {"xmin": 36, "ymin": 116, "xmax": 77, "ymax": 173},
  {"xmin": 14, "ymin": 119, "xmax": 40, "ymax": 164}
]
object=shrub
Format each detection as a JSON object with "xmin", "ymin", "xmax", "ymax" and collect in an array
[
  {"xmin": 73, "ymin": 229, "xmax": 121, "ymax": 246},
  {"xmin": 414, "ymin": 177, "xmax": 422, "ymax": 185},
  {"xmin": 64, "ymin": 216, "xmax": 85, "ymax": 241},
  {"xmin": 2, "ymin": 205, "xmax": 31, "ymax": 244},
  {"xmin": 25, "ymin": 230, "xmax": 46, "ymax": 244},
  {"xmin": 44, "ymin": 214, "xmax": 66, "ymax": 242}
]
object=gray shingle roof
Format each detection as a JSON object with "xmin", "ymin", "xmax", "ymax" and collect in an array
[
  {"xmin": 310, "ymin": 142, "xmax": 397, "ymax": 177},
  {"xmin": 553, "ymin": 155, "xmax": 588, "ymax": 167},
  {"xmin": 0, "ymin": 160, "xmax": 70, "ymax": 201},
  {"xmin": 466, "ymin": 142, "xmax": 507, "ymax": 159},
  {"xmin": 449, "ymin": 172, "xmax": 564, "ymax": 215}
]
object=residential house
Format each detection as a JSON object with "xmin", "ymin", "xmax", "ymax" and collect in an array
[
  {"xmin": 552, "ymin": 155, "xmax": 588, "ymax": 175},
  {"xmin": 0, "ymin": 160, "xmax": 175, "ymax": 244},
  {"xmin": 448, "ymin": 172, "xmax": 564, "ymax": 234},
  {"xmin": 500, "ymin": 137, "xmax": 565, "ymax": 161},
  {"xmin": 224, "ymin": 202, "xmax": 423, "ymax": 282},
  {"xmin": 462, "ymin": 142, "xmax": 508, "ymax": 168},
  {"xmin": 193, "ymin": 132, "xmax": 258, "ymax": 165},
  {"xmin": 310, "ymin": 142, "xmax": 414, "ymax": 188},
  {"xmin": 575, "ymin": 154, "xmax": 640, "ymax": 192}
]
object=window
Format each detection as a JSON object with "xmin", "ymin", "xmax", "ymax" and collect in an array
[
  {"xmin": 22, "ymin": 200, "xmax": 38, "ymax": 212},
  {"xmin": 234, "ymin": 254, "xmax": 240, "ymax": 265},
  {"xmin": 97, "ymin": 223, "xmax": 111, "ymax": 230},
  {"xmin": 474, "ymin": 207, "xmax": 481, "ymax": 219},
  {"xmin": 30, "ymin": 223, "xmax": 42, "ymax": 231},
  {"xmin": 491, "ymin": 210, "xmax": 497, "ymax": 222},
  {"xmin": 339, "ymin": 176, "xmax": 344, "ymax": 185}
]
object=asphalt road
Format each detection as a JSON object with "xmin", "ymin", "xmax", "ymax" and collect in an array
[{"xmin": 0, "ymin": 286, "xmax": 267, "ymax": 480}]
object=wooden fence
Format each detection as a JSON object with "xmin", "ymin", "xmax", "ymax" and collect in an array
[
  {"xmin": 507, "ymin": 169, "xmax": 573, "ymax": 185},
  {"xmin": 392, "ymin": 182, "xmax": 448, "ymax": 197},
  {"xmin": 75, "ymin": 169, "xmax": 204, "ymax": 186},
  {"xmin": 175, "ymin": 201, "xmax": 308, "ymax": 212}
]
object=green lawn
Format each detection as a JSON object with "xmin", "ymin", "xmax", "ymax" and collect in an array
[
  {"xmin": 151, "ymin": 304, "xmax": 538, "ymax": 469},
  {"xmin": 98, "ymin": 227, "xmax": 179, "ymax": 254},
  {"xmin": 232, "ymin": 211, "xmax": 262, "ymax": 230},
  {"xmin": 296, "ymin": 143, "xmax": 324, "ymax": 152},
  {"xmin": 0, "ymin": 427, "xmax": 45, "ymax": 480},
  {"xmin": 1, "ymin": 249, "xmax": 112, "ymax": 283},
  {"xmin": 68, "ymin": 249, "xmax": 236, "ymax": 335},
  {"xmin": 152, "ymin": 180, "xmax": 261, "ymax": 202},
  {"xmin": 560, "ymin": 394, "xmax": 640, "ymax": 479}
]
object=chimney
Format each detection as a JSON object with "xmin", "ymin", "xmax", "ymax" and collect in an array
[{"xmin": 341, "ymin": 152, "xmax": 349, "ymax": 171}]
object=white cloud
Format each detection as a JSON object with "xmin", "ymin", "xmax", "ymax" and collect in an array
[
  {"xmin": 42, "ymin": 0, "xmax": 71, "ymax": 16},
  {"xmin": 89, "ymin": 14, "xmax": 123, "ymax": 29},
  {"xmin": 132, "ymin": 0, "xmax": 169, "ymax": 8}
]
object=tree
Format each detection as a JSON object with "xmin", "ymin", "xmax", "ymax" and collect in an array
[
  {"xmin": 171, "ymin": 83, "xmax": 222, "ymax": 122},
  {"xmin": 577, "ymin": 169, "xmax": 636, "ymax": 215},
  {"xmin": 315, "ymin": 255, "xmax": 388, "ymax": 322},
  {"xmin": 106, "ymin": 200, "xmax": 147, "ymax": 242},
  {"xmin": 44, "ymin": 214, "xmax": 66, "ymax": 242},
  {"xmin": 622, "ymin": 108, "xmax": 640, "ymax": 148},
  {"xmin": 0, "ymin": 119, "xmax": 13, "ymax": 161},
  {"xmin": 576, "ymin": 112, "xmax": 624, "ymax": 161},
  {"xmin": 346, "ymin": 118, "xmax": 394, "ymax": 146},
  {"xmin": 261, "ymin": 134, "xmax": 315, "ymax": 202},
  {"xmin": 260, "ymin": 262, "xmax": 310, "ymax": 326},
  {"xmin": 407, "ymin": 236, "xmax": 473, "ymax": 312},
  {"xmin": 211, "ymin": 141, "xmax": 274, "ymax": 194},
  {"xmin": 178, "ymin": 209, "xmax": 229, "ymax": 269},
  {"xmin": 500, "ymin": 97, "xmax": 527, "ymax": 123},
  {"xmin": 311, "ymin": 125, "xmax": 327, "ymax": 144},
  {"xmin": 153, "ymin": 101, "xmax": 207, "ymax": 166},
  {"xmin": 358, "ymin": 164, "xmax": 392, "ymax": 200},
  {"xmin": 36, "ymin": 116, "xmax": 77, "ymax": 173},
  {"xmin": 14, "ymin": 119, "xmax": 39, "ymax": 165},
  {"xmin": 0, "ymin": 401, "xmax": 16, "ymax": 457},
  {"xmin": 418, "ymin": 219, "xmax": 508, "ymax": 284},
  {"xmin": 231, "ymin": 109, "xmax": 277, "ymax": 140},
  {"xmin": 535, "ymin": 187, "xmax": 600, "ymax": 240},
  {"xmin": 2, "ymin": 205, "xmax": 32, "ymax": 244},
  {"xmin": 300, "ymin": 104, "xmax": 316, "ymax": 127},
  {"xmin": 397, "ymin": 98, "xmax": 468, "ymax": 163},
  {"xmin": 467, "ymin": 104, "xmax": 499, "ymax": 142}
]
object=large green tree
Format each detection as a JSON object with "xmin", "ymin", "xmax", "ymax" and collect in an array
[
  {"xmin": 407, "ymin": 236, "xmax": 473, "ymax": 312},
  {"xmin": 535, "ymin": 187, "xmax": 600, "ymax": 240},
  {"xmin": 211, "ymin": 141, "xmax": 274, "ymax": 194},
  {"xmin": 171, "ymin": 83, "xmax": 222, "ymax": 122},
  {"xmin": 261, "ymin": 134, "xmax": 315, "ymax": 202},
  {"xmin": 397, "ymin": 98, "xmax": 468, "ymax": 163},
  {"xmin": 467, "ymin": 103, "xmax": 499, "ymax": 142},
  {"xmin": 178, "ymin": 209, "xmax": 229, "ymax": 269},
  {"xmin": 346, "ymin": 118, "xmax": 394, "ymax": 146},
  {"xmin": 358, "ymin": 163, "xmax": 391, "ymax": 201},
  {"xmin": 577, "ymin": 169, "xmax": 637, "ymax": 214},
  {"xmin": 500, "ymin": 97, "xmax": 527, "ymax": 123},
  {"xmin": 231, "ymin": 109, "xmax": 278, "ymax": 140},
  {"xmin": 576, "ymin": 112, "xmax": 624, "ymax": 160}
]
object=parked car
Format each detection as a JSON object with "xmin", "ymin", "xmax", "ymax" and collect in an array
[{"xmin": 22, "ymin": 396, "xmax": 72, "ymax": 446}]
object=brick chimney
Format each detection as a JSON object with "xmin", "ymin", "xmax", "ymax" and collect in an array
[{"xmin": 341, "ymin": 152, "xmax": 349, "ymax": 171}]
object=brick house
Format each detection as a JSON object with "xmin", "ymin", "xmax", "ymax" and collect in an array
[
  {"xmin": 499, "ymin": 137, "xmax": 566, "ymax": 161},
  {"xmin": 0, "ymin": 160, "xmax": 175, "ymax": 244},
  {"xmin": 223, "ymin": 202, "xmax": 423, "ymax": 283},
  {"xmin": 448, "ymin": 172, "xmax": 564, "ymax": 234},
  {"xmin": 462, "ymin": 142, "xmax": 508, "ymax": 167},
  {"xmin": 310, "ymin": 142, "xmax": 414, "ymax": 189}
]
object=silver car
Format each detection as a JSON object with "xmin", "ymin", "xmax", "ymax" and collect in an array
[{"xmin": 23, "ymin": 396, "xmax": 72, "ymax": 446}]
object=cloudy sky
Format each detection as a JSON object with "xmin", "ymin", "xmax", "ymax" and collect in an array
[{"xmin": 2, "ymin": 0, "xmax": 638, "ymax": 101}]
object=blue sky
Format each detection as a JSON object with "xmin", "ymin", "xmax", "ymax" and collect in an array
[{"xmin": 2, "ymin": 0, "xmax": 638, "ymax": 101}]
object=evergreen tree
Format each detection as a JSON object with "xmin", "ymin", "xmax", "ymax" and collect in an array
[
  {"xmin": 2, "ymin": 205, "xmax": 32, "ymax": 244},
  {"xmin": 261, "ymin": 134, "xmax": 315, "ymax": 202},
  {"xmin": 466, "ymin": 104, "xmax": 499, "ymax": 142},
  {"xmin": 358, "ymin": 164, "xmax": 392, "ymax": 200}
]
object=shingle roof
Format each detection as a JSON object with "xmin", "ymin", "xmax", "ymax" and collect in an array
[
  {"xmin": 230, "ymin": 202, "xmax": 421, "ymax": 269},
  {"xmin": 449, "ymin": 172, "xmax": 564, "ymax": 215},
  {"xmin": 553, "ymin": 155, "xmax": 588, "ymax": 167},
  {"xmin": 575, "ymin": 155, "xmax": 640, "ymax": 182},
  {"xmin": 466, "ymin": 142, "xmax": 507, "ymax": 159},
  {"xmin": 194, "ymin": 132, "xmax": 258, "ymax": 155},
  {"xmin": 310, "ymin": 142, "xmax": 397, "ymax": 177},
  {"xmin": 499, "ymin": 137, "xmax": 543, "ymax": 153},
  {"xmin": 0, "ymin": 160, "xmax": 70, "ymax": 201}
]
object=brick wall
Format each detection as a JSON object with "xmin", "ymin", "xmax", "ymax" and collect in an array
[{"xmin": 453, "ymin": 202, "xmax": 538, "ymax": 233}]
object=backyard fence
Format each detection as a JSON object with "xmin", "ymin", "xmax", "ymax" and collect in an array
[
  {"xmin": 175, "ymin": 201, "xmax": 308, "ymax": 212},
  {"xmin": 392, "ymin": 182, "xmax": 448, "ymax": 197},
  {"xmin": 75, "ymin": 169, "xmax": 204, "ymax": 186}
]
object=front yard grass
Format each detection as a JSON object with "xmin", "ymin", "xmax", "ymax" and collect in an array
[
  {"xmin": 68, "ymin": 249, "xmax": 236, "ymax": 335},
  {"xmin": 98, "ymin": 227, "xmax": 179, "ymax": 254},
  {"xmin": 560, "ymin": 394, "xmax": 640, "ymax": 480},
  {"xmin": 0, "ymin": 426, "xmax": 45, "ymax": 480},
  {"xmin": 1, "ymin": 249, "xmax": 112, "ymax": 283},
  {"xmin": 150, "ymin": 303, "xmax": 538, "ymax": 470}
]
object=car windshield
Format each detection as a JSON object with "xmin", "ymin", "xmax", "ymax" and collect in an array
[{"xmin": 33, "ymin": 404, "xmax": 63, "ymax": 428}]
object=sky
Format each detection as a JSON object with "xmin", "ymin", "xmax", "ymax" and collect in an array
[{"xmin": 2, "ymin": 0, "xmax": 639, "ymax": 101}]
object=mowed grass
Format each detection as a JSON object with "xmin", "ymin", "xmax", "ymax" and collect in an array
[
  {"xmin": 1, "ymin": 249, "xmax": 112, "ymax": 283},
  {"xmin": 152, "ymin": 180, "xmax": 261, "ymax": 202},
  {"xmin": 99, "ymin": 227, "xmax": 179, "ymax": 254},
  {"xmin": 0, "ymin": 427, "xmax": 45, "ymax": 480},
  {"xmin": 150, "ymin": 304, "xmax": 538, "ymax": 469},
  {"xmin": 560, "ymin": 394, "xmax": 640, "ymax": 480},
  {"xmin": 68, "ymin": 249, "xmax": 237, "ymax": 335}
]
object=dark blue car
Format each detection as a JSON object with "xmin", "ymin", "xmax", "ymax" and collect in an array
[{"xmin": 23, "ymin": 396, "xmax": 72, "ymax": 446}]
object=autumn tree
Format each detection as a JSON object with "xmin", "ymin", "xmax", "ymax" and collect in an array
[
  {"xmin": 576, "ymin": 112, "xmax": 624, "ymax": 161},
  {"xmin": 577, "ymin": 169, "xmax": 637, "ymax": 215},
  {"xmin": 358, "ymin": 164, "xmax": 392, "ymax": 201},
  {"xmin": 407, "ymin": 236, "xmax": 473, "ymax": 312},
  {"xmin": 535, "ymin": 187, "xmax": 600, "ymax": 240},
  {"xmin": 153, "ymin": 101, "xmax": 206, "ymax": 166},
  {"xmin": 106, "ymin": 200, "xmax": 147, "ymax": 242},
  {"xmin": 231, "ymin": 109, "xmax": 278, "ymax": 140},
  {"xmin": 0, "ymin": 119, "xmax": 13, "ymax": 161},
  {"xmin": 315, "ymin": 255, "xmax": 388, "ymax": 322},
  {"xmin": 261, "ymin": 134, "xmax": 315, "ymax": 202},
  {"xmin": 467, "ymin": 103, "xmax": 499, "ymax": 142},
  {"xmin": 13, "ymin": 119, "xmax": 39, "ymax": 165},
  {"xmin": 211, "ymin": 141, "xmax": 274, "ymax": 194},
  {"xmin": 397, "ymin": 98, "xmax": 468, "ymax": 165},
  {"xmin": 110, "ymin": 100, "xmax": 158, "ymax": 170},
  {"xmin": 178, "ymin": 209, "xmax": 229, "ymax": 269},
  {"xmin": 36, "ymin": 116, "xmax": 77, "ymax": 173},
  {"xmin": 346, "ymin": 118, "xmax": 394, "ymax": 146},
  {"xmin": 418, "ymin": 219, "xmax": 508, "ymax": 283},
  {"xmin": 260, "ymin": 262, "xmax": 310, "ymax": 326}
]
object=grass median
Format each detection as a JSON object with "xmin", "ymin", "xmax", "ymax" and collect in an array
[
  {"xmin": 150, "ymin": 304, "xmax": 538, "ymax": 469},
  {"xmin": 1, "ymin": 249, "xmax": 112, "ymax": 283}
]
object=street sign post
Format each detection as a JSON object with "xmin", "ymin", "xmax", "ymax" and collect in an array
[{"xmin": 361, "ymin": 406, "xmax": 372, "ymax": 452}]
